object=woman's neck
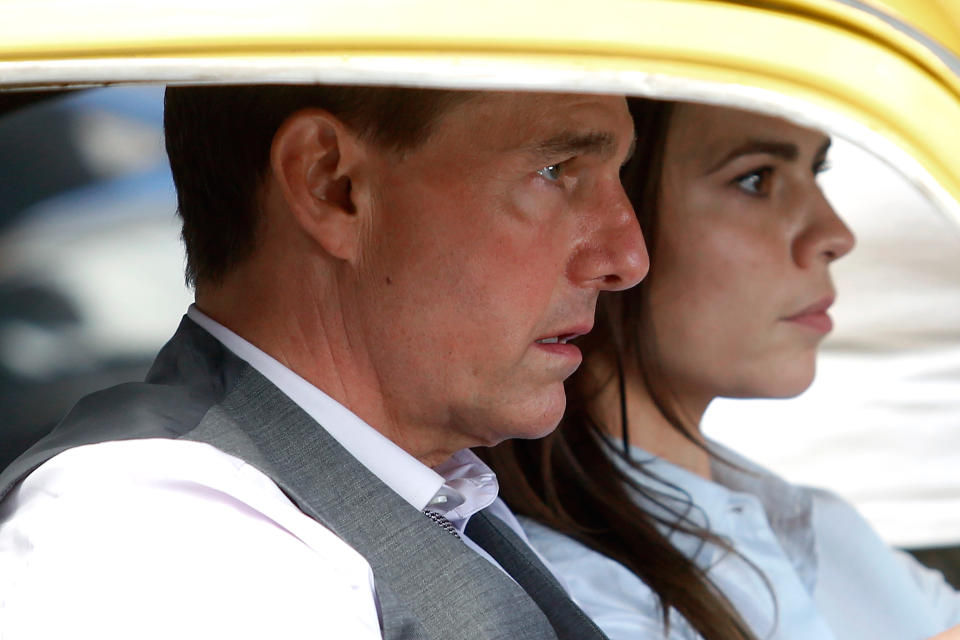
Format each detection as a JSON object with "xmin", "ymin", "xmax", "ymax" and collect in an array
[{"xmin": 590, "ymin": 359, "xmax": 714, "ymax": 480}]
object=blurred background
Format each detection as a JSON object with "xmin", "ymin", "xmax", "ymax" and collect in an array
[
  {"xmin": 0, "ymin": 86, "xmax": 958, "ymax": 581},
  {"xmin": 0, "ymin": 87, "xmax": 191, "ymax": 469}
]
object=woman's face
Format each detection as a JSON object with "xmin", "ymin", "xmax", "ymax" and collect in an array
[{"xmin": 646, "ymin": 103, "xmax": 855, "ymax": 405}]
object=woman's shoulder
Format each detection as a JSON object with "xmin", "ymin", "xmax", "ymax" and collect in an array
[{"xmin": 519, "ymin": 516, "xmax": 608, "ymax": 565}]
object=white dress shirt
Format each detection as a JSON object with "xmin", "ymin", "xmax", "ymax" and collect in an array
[
  {"xmin": 0, "ymin": 307, "xmax": 527, "ymax": 639},
  {"xmin": 522, "ymin": 442, "xmax": 960, "ymax": 640}
]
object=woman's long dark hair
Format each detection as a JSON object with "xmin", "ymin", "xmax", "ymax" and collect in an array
[{"xmin": 481, "ymin": 98, "xmax": 759, "ymax": 640}]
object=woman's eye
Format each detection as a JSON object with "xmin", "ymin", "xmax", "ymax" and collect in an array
[
  {"xmin": 537, "ymin": 164, "xmax": 564, "ymax": 182},
  {"xmin": 735, "ymin": 168, "xmax": 772, "ymax": 195}
]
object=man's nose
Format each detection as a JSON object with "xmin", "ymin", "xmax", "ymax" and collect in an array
[
  {"xmin": 794, "ymin": 189, "xmax": 856, "ymax": 268},
  {"xmin": 569, "ymin": 181, "xmax": 649, "ymax": 291}
]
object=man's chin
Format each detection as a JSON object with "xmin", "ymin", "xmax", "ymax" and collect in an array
[{"xmin": 502, "ymin": 393, "xmax": 567, "ymax": 442}]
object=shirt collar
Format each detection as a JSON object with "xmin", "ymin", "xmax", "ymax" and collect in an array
[
  {"xmin": 613, "ymin": 439, "xmax": 815, "ymax": 588},
  {"xmin": 186, "ymin": 305, "xmax": 498, "ymax": 517},
  {"xmin": 430, "ymin": 450, "xmax": 500, "ymax": 523},
  {"xmin": 708, "ymin": 441, "xmax": 816, "ymax": 590},
  {"xmin": 612, "ymin": 439, "xmax": 810, "ymax": 525},
  {"xmin": 609, "ymin": 442, "xmax": 729, "ymax": 529}
]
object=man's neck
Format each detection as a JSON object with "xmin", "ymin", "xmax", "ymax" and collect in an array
[{"xmin": 193, "ymin": 290, "xmax": 461, "ymax": 468}]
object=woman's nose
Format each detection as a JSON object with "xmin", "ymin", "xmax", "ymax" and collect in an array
[{"xmin": 794, "ymin": 189, "xmax": 856, "ymax": 267}]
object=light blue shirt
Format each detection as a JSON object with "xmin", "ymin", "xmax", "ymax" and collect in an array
[{"xmin": 522, "ymin": 442, "xmax": 960, "ymax": 640}]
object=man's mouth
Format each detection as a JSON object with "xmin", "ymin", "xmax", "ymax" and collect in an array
[
  {"xmin": 533, "ymin": 327, "xmax": 590, "ymax": 369},
  {"xmin": 534, "ymin": 323, "xmax": 592, "ymax": 349}
]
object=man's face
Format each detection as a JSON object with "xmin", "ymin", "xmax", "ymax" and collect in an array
[{"xmin": 344, "ymin": 92, "xmax": 647, "ymax": 459}]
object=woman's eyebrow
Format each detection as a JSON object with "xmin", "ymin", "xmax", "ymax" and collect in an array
[
  {"xmin": 708, "ymin": 140, "xmax": 799, "ymax": 172},
  {"xmin": 707, "ymin": 136, "xmax": 833, "ymax": 173}
]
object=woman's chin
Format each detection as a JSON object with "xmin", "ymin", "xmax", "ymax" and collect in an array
[
  {"xmin": 723, "ymin": 361, "xmax": 817, "ymax": 400},
  {"xmin": 756, "ymin": 370, "xmax": 816, "ymax": 399}
]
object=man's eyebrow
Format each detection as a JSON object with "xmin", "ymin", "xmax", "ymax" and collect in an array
[
  {"xmin": 708, "ymin": 139, "xmax": 799, "ymax": 173},
  {"xmin": 529, "ymin": 131, "xmax": 619, "ymax": 160}
]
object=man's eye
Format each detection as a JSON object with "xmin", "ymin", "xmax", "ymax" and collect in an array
[
  {"xmin": 735, "ymin": 168, "xmax": 772, "ymax": 195},
  {"xmin": 537, "ymin": 164, "xmax": 564, "ymax": 182}
]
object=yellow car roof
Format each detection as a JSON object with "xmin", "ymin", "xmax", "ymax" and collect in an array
[{"xmin": 2, "ymin": 0, "xmax": 959, "ymax": 222}]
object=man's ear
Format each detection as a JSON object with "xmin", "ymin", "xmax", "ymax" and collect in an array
[{"xmin": 270, "ymin": 108, "xmax": 364, "ymax": 262}]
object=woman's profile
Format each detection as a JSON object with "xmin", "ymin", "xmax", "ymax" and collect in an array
[{"xmin": 483, "ymin": 98, "xmax": 960, "ymax": 640}]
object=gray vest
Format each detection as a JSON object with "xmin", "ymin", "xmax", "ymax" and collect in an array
[{"xmin": 0, "ymin": 317, "xmax": 607, "ymax": 640}]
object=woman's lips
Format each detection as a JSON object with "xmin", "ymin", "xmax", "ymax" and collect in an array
[
  {"xmin": 785, "ymin": 311, "xmax": 833, "ymax": 333},
  {"xmin": 783, "ymin": 296, "xmax": 835, "ymax": 333}
]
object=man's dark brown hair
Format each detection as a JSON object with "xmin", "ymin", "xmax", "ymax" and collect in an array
[{"xmin": 164, "ymin": 84, "xmax": 469, "ymax": 286}]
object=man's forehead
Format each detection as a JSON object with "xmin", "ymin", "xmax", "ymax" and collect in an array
[{"xmin": 447, "ymin": 90, "xmax": 632, "ymax": 152}]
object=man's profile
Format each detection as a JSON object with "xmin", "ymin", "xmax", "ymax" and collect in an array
[{"xmin": 0, "ymin": 84, "xmax": 647, "ymax": 639}]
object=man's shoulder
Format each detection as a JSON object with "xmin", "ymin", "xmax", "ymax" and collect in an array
[
  {"xmin": 0, "ymin": 438, "xmax": 382, "ymax": 640},
  {"xmin": 0, "ymin": 376, "xmax": 224, "ymax": 499},
  {"xmin": 61, "ymin": 377, "xmax": 220, "ymax": 438},
  {"xmin": 2, "ymin": 437, "xmax": 371, "ymax": 575},
  {"xmin": 1, "ymin": 316, "xmax": 250, "ymax": 500},
  {"xmin": 4, "ymin": 439, "xmax": 222, "ymax": 525},
  {"xmin": 6, "ymin": 438, "xmax": 280, "ymax": 522}
]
